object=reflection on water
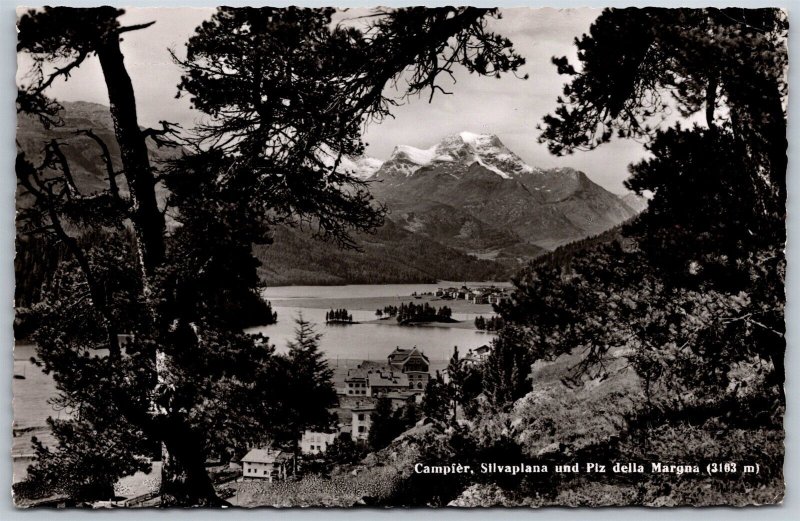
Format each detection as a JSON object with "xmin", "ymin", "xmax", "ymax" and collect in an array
[{"xmin": 246, "ymin": 306, "xmax": 496, "ymax": 362}]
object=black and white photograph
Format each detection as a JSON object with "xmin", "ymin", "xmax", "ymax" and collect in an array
[{"xmin": 11, "ymin": 4, "xmax": 787, "ymax": 508}]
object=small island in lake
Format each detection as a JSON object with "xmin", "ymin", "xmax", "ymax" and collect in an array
[
  {"xmin": 325, "ymin": 308, "xmax": 355, "ymax": 324},
  {"xmin": 381, "ymin": 302, "xmax": 456, "ymax": 325}
]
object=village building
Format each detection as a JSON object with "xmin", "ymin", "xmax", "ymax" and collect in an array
[
  {"xmin": 388, "ymin": 347, "xmax": 431, "ymax": 390},
  {"xmin": 352, "ymin": 405, "xmax": 375, "ymax": 441},
  {"xmin": 241, "ymin": 448, "xmax": 293, "ymax": 482},
  {"xmin": 442, "ymin": 345, "xmax": 493, "ymax": 383},
  {"xmin": 335, "ymin": 348, "xmax": 433, "ymax": 442},
  {"xmin": 463, "ymin": 345, "xmax": 492, "ymax": 366},
  {"xmin": 344, "ymin": 368, "xmax": 369, "ymax": 396},
  {"xmin": 473, "ymin": 344, "xmax": 492, "ymax": 358},
  {"xmin": 368, "ymin": 370, "xmax": 409, "ymax": 396},
  {"xmin": 299, "ymin": 430, "xmax": 337, "ymax": 455},
  {"xmin": 438, "ymin": 287, "xmax": 458, "ymax": 299},
  {"xmin": 470, "ymin": 290, "xmax": 489, "ymax": 304},
  {"xmin": 487, "ymin": 290, "xmax": 510, "ymax": 305}
]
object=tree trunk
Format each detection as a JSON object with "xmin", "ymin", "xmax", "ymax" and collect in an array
[
  {"xmin": 159, "ymin": 420, "xmax": 225, "ymax": 506},
  {"xmin": 705, "ymin": 73, "xmax": 718, "ymax": 131},
  {"xmin": 95, "ymin": 32, "xmax": 201, "ymax": 506},
  {"xmin": 95, "ymin": 35, "xmax": 166, "ymax": 279}
]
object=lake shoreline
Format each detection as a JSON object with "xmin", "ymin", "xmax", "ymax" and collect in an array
[
  {"xmin": 269, "ymin": 294, "xmax": 497, "ymax": 315},
  {"xmin": 360, "ymin": 317, "xmax": 482, "ymax": 330}
]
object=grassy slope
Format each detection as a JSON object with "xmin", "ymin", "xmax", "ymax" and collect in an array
[{"xmin": 228, "ymin": 345, "xmax": 782, "ymax": 507}]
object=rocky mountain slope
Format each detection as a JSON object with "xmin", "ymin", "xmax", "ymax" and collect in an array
[{"xmin": 367, "ymin": 132, "xmax": 639, "ymax": 253}]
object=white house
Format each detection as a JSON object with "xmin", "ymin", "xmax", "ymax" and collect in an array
[
  {"xmin": 300, "ymin": 430, "xmax": 337, "ymax": 455},
  {"xmin": 241, "ymin": 448, "xmax": 293, "ymax": 482},
  {"xmin": 351, "ymin": 406, "xmax": 375, "ymax": 441}
]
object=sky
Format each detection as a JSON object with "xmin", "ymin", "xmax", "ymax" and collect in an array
[{"xmin": 16, "ymin": 7, "xmax": 650, "ymax": 194}]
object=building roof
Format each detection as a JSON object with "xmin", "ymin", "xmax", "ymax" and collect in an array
[
  {"xmin": 359, "ymin": 360, "xmax": 392, "ymax": 371},
  {"xmin": 241, "ymin": 448, "xmax": 291, "ymax": 464},
  {"xmin": 388, "ymin": 346, "xmax": 430, "ymax": 366},
  {"xmin": 388, "ymin": 347, "xmax": 413, "ymax": 363},
  {"xmin": 338, "ymin": 395, "xmax": 377, "ymax": 409},
  {"xmin": 302, "ymin": 430, "xmax": 337, "ymax": 442},
  {"xmin": 345, "ymin": 368, "xmax": 368, "ymax": 381},
  {"xmin": 368, "ymin": 371, "xmax": 409, "ymax": 388}
]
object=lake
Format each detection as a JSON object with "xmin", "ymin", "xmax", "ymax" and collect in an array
[{"xmin": 251, "ymin": 282, "xmax": 506, "ymax": 361}]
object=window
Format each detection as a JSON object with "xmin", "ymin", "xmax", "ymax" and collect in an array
[
  {"xmin": 358, "ymin": 426, "xmax": 365, "ymax": 433},
  {"xmin": 358, "ymin": 413, "xmax": 365, "ymax": 421}
]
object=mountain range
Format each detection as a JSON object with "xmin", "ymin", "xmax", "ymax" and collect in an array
[
  {"xmin": 365, "ymin": 131, "xmax": 640, "ymax": 257},
  {"xmin": 16, "ymin": 102, "xmax": 644, "ymax": 286}
]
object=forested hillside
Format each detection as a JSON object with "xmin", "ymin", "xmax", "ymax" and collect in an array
[{"xmin": 255, "ymin": 222, "xmax": 516, "ymax": 286}]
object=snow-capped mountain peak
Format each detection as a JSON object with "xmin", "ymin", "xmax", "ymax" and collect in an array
[
  {"xmin": 317, "ymin": 146, "xmax": 384, "ymax": 180},
  {"xmin": 380, "ymin": 132, "xmax": 539, "ymax": 179}
]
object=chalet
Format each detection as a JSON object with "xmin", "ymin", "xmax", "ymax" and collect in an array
[
  {"xmin": 388, "ymin": 347, "xmax": 430, "ymax": 371},
  {"xmin": 387, "ymin": 347, "xmax": 431, "ymax": 390},
  {"xmin": 352, "ymin": 405, "xmax": 375, "ymax": 441},
  {"xmin": 241, "ymin": 448, "xmax": 293, "ymax": 482},
  {"xmin": 300, "ymin": 430, "xmax": 337, "ymax": 455},
  {"xmin": 368, "ymin": 371, "xmax": 409, "ymax": 396}
]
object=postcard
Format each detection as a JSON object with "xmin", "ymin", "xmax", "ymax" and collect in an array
[{"xmin": 12, "ymin": 5, "xmax": 786, "ymax": 508}]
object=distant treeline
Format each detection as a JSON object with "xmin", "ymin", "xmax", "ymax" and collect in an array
[
  {"xmin": 528, "ymin": 223, "xmax": 627, "ymax": 270},
  {"xmin": 474, "ymin": 315, "xmax": 505, "ymax": 331},
  {"xmin": 254, "ymin": 224, "xmax": 517, "ymax": 286}
]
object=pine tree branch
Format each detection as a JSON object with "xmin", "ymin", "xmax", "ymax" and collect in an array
[
  {"xmin": 117, "ymin": 21, "xmax": 156, "ymax": 35},
  {"xmin": 77, "ymin": 128, "xmax": 121, "ymax": 199}
]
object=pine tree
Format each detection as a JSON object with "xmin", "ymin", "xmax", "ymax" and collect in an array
[
  {"xmin": 282, "ymin": 316, "xmax": 337, "ymax": 447},
  {"xmin": 367, "ymin": 397, "xmax": 399, "ymax": 451},
  {"xmin": 482, "ymin": 326, "xmax": 534, "ymax": 409},
  {"xmin": 421, "ymin": 372, "xmax": 451, "ymax": 423},
  {"xmin": 446, "ymin": 347, "xmax": 466, "ymax": 423}
]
